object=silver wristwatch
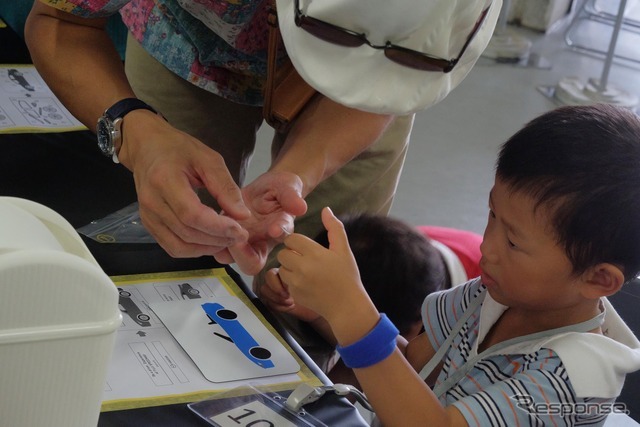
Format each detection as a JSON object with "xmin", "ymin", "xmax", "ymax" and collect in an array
[{"xmin": 96, "ymin": 98, "xmax": 158, "ymax": 163}]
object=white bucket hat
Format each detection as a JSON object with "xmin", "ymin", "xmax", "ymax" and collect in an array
[{"xmin": 276, "ymin": 0, "xmax": 502, "ymax": 115}]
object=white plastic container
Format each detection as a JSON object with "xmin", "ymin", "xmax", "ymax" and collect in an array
[{"xmin": 0, "ymin": 197, "xmax": 122, "ymax": 427}]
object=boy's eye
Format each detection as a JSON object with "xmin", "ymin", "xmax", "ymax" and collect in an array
[
  {"xmin": 507, "ymin": 238, "xmax": 517, "ymax": 249},
  {"xmin": 488, "ymin": 209, "xmax": 496, "ymax": 219}
]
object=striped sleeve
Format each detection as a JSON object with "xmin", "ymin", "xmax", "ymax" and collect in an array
[
  {"xmin": 422, "ymin": 278, "xmax": 483, "ymax": 351},
  {"xmin": 451, "ymin": 355, "xmax": 614, "ymax": 427}
]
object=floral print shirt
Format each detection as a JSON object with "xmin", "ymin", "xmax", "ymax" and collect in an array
[{"xmin": 41, "ymin": 0, "xmax": 274, "ymax": 105}]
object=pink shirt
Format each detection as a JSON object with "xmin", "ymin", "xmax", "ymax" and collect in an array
[{"xmin": 417, "ymin": 225, "xmax": 483, "ymax": 280}]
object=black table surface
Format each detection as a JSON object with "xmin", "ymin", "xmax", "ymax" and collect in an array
[{"xmin": 0, "ymin": 15, "xmax": 31, "ymax": 64}]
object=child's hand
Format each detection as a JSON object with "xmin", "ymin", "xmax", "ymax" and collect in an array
[
  {"xmin": 277, "ymin": 207, "xmax": 372, "ymax": 325},
  {"xmin": 260, "ymin": 268, "xmax": 320, "ymax": 323}
]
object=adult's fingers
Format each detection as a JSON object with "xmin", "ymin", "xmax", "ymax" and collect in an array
[
  {"xmin": 212, "ymin": 248, "xmax": 234, "ymax": 265},
  {"xmin": 277, "ymin": 182, "xmax": 307, "ymax": 217},
  {"xmin": 200, "ymin": 159, "xmax": 252, "ymax": 221},
  {"xmin": 141, "ymin": 213, "xmax": 232, "ymax": 258},
  {"xmin": 138, "ymin": 189, "xmax": 248, "ymax": 257},
  {"xmin": 151, "ymin": 160, "xmax": 248, "ymax": 240}
]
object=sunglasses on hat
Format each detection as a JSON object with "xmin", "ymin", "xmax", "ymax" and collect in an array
[{"xmin": 294, "ymin": 0, "xmax": 490, "ymax": 73}]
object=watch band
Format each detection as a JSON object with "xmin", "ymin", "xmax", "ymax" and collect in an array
[
  {"xmin": 105, "ymin": 97, "xmax": 157, "ymax": 121},
  {"xmin": 100, "ymin": 98, "xmax": 160, "ymax": 163}
]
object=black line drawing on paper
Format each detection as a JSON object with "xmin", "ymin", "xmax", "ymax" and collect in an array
[
  {"xmin": 8, "ymin": 69, "xmax": 35, "ymax": 91},
  {"xmin": 10, "ymin": 97, "xmax": 76, "ymax": 127}
]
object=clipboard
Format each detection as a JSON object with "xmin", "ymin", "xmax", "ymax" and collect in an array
[{"xmin": 101, "ymin": 268, "xmax": 322, "ymax": 412}]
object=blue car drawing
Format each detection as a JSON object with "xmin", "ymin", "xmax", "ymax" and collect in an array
[{"xmin": 201, "ymin": 302, "xmax": 274, "ymax": 369}]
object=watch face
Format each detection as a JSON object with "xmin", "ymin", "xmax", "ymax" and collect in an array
[{"xmin": 97, "ymin": 116, "xmax": 114, "ymax": 156}]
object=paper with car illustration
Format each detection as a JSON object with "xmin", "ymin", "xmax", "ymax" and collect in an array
[
  {"xmin": 0, "ymin": 65, "xmax": 86, "ymax": 133},
  {"xmin": 149, "ymin": 296, "xmax": 300, "ymax": 382},
  {"xmin": 102, "ymin": 268, "xmax": 319, "ymax": 412}
]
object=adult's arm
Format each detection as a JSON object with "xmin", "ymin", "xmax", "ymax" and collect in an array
[
  {"xmin": 24, "ymin": 1, "xmax": 251, "ymax": 258},
  {"xmin": 271, "ymin": 94, "xmax": 395, "ymax": 197},
  {"xmin": 25, "ymin": 1, "xmax": 130, "ymax": 126},
  {"xmin": 217, "ymin": 96, "xmax": 395, "ymax": 273}
]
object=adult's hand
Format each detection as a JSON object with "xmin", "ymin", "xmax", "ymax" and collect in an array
[
  {"xmin": 25, "ymin": 3, "xmax": 251, "ymax": 258},
  {"xmin": 214, "ymin": 170, "xmax": 307, "ymax": 275},
  {"xmin": 120, "ymin": 111, "xmax": 251, "ymax": 258}
]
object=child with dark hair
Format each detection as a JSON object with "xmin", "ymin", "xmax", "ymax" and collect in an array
[
  {"xmin": 259, "ymin": 214, "xmax": 482, "ymax": 374},
  {"xmin": 276, "ymin": 104, "xmax": 640, "ymax": 426}
]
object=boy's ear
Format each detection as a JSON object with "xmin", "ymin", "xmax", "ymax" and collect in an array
[{"xmin": 581, "ymin": 263, "xmax": 625, "ymax": 299}]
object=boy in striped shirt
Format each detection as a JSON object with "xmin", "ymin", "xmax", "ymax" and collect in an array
[{"xmin": 277, "ymin": 104, "xmax": 640, "ymax": 426}]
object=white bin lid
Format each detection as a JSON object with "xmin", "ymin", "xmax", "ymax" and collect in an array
[{"xmin": 0, "ymin": 197, "xmax": 121, "ymax": 337}]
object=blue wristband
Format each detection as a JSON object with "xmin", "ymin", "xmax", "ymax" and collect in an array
[{"xmin": 336, "ymin": 314, "xmax": 399, "ymax": 369}]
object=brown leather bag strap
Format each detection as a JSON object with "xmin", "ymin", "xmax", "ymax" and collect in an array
[
  {"xmin": 263, "ymin": 2, "xmax": 318, "ymax": 133},
  {"xmin": 263, "ymin": 4, "xmax": 280, "ymax": 126}
]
